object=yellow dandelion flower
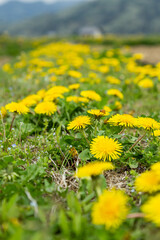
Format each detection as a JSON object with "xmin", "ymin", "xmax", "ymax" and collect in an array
[
  {"xmin": 108, "ymin": 114, "xmax": 136, "ymax": 128},
  {"xmin": 106, "ymin": 76, "xmax": 121, "ymax": 85},
  {"xmin": 75, "ymin": 161, "xmax": 114, "ymax": 178},
  {"xmin": 138, "ymin": 78, "xmax": 153, "ymax": 88},
  {"xmin": 133, "ymin": 53, "xmax": 143, "ymax": 60},
  {"xmin": 153, "ymin": 130, "xmax": 160, "ymax": 136},
  {"xmin": 80, "ymin": 78, "xmax": 87, "ymax": 83},
  {"xmin": 90, "ymin": 136, "xmax": 122, "ymax": 161},
  {"xmin": 50, "ymin": 76, "xmax": 57, "ymax": 82},
  {"xmin": 68, "ymin": 70, "xmax": 82, "ymax": 78},
  {"xmin": 21, "ymin": 94, "xmax": 42, "ymax": 107},
  {"xmin": 134, "ymin": 117, "xmax": 160, "ymax": 130},
  {"xmin": 2, "ymin": 63, "xmax": 12, "ymax": 73},
  {"xmin": 37, "ymin": 89, "xmax": 46, "ymax": 98},
  {"xmin": 88, "ymin": 72, "xmax": 97, "ymax": 79},
  {"xmin": 5, "ymin": 102, "xmax": 29, "ymax": 114},
  {"xmin": 141, "ymin": 194, "xmax": 160, "ymax": 227},
  {"xmin": 92, "ymin": 189, "xmax": 129, "ymax": 229},
  {"xmin": 98, "ymin": 65, "xmax": 109, "ymax": 73},
  {"xmin": 46, "ymin": 86, "xmax": 69, "ymax": 95},
  {"xmin": 80, "ymin": 90, "xmax": 101, "ymax": 101},
  {"xmin": 135, "ymin": 171, "xmax": 160, "ymax": 193},
  {"xmin": 34, "ymin": 102, "xmax": 57, "ymax": 116},
  {"xmin": 107, "ymin": 89, "xmax": 124, "ymax": 99},
  {"xmin": 114, "ymin": 101, "xmax": 122, "ymax": 110},
  {"xmin": 25, "ymin": 94, "xmax": 42, "ymax": 103},
  {"xmin": 66, "ymin": 96, "xmax": 79, "ymax": 103},
  {"xmin": 151, "ymin": 162, "xmax": 160, "ymax": 175},
  {"xmin": 87, "ymin": 109, "xmax": 109, "ymax": 117},
  {"xmin": 44, "ymin": 93, "xmax": 64, "ymax": 102},
  {"xmin": 66, "ymin": 96, "xmax": 89, "ymax": 103},
  {"xmin": 0, "ymin": 106, "xmax": 7, "ymax": 118},
  {"xmin": 103, "ymin": 106, "xmax": 112, "ymax": 113},
  {"xmin": 69, "ymin": 83, "xmax": 80, "ymax": 90},
  {"xmin": 77, "ymin": 97, "xmax": 89, "ymax": 103},
  {"xmin": 67, "ymin": 116, "xmax": 91, "ymax": 130},
  {"xmin": 21, "ymin": 97, "xmax": 37, "ymax": 107}
]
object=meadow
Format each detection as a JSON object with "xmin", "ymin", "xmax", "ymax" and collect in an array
[{"xmin": 0, "ymin": 36, "xmax": 160, "ymax": 240}]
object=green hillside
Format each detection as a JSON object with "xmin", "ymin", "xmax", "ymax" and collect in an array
[{"xmin": 9, "ymin": 0, "xmax": 160, "ymax": 35}]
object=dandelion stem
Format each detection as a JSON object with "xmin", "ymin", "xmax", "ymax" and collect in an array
[
  {"xmin": 92, "ymin": 176, "xmax": 102, "ymax": 197},
  {"xmin": 94, "ymin": 119, "xmax": 99, "ymax": 136},
  {"xmin": 9, "ymin": 113, "xmax": 16, "ymax": 132},
  {"xmin": 82, "ymin": 129, "xmax": 90, "ymax": 145},
  {"xmin": 128, "ymin": 132, "xmax": 146, "ymax": 152}
]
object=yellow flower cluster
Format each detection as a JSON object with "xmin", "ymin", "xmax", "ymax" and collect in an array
[
  {"xmin": 3, "ymin": 39, "xmax": 160, "ymax": 232},
  {"xmin": 135, "ymin": 162, "xmax": 160, "ymax": 227},
  {"xmin": 135, "ymin": 162, "xmax": 160, "ymax": 193},
  {"xmin": 108, "ymin": 114, "xmax": 160, "ymax": 131},
  {"xmin": 108, "ymin": 114, "xmax": 136, "ymax": 128},
  {"xmin": 135, "ymin": 117, "xmax": 160, "ymax": 130},
  {"xmin": 5, "ymin": 102, "xmax": 29, "ymax": 114}
]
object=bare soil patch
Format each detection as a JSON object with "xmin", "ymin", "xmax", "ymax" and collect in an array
[{"xmin": 131, "ymin": 45, "xmax": 160, "ymax": 64}]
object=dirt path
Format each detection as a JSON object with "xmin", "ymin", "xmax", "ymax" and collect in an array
[{"xmin": 131, "ymin": 45, "xmax": 160, "ymax": 64}]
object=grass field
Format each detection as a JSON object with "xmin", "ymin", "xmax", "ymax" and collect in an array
[{"xmin": 0, "ymin": 36, "xmax": 160, "ymax": 240}]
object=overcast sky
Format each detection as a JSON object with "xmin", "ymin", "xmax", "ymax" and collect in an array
[{"xmin": 0, "ymin": 0, "xmax": 86, "ymax": 4}]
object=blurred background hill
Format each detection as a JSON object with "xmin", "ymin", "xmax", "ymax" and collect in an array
[
  {"xmin": 1, "ymin": 0, "xmax": 160, "ymax": 36},
  {"xmin": 0, "ymin": 1, "xmax": 82, "ymax": 23},
  {"xmin": 0, "ymin": 0, "xmax": 85, "ymax": 33}
]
